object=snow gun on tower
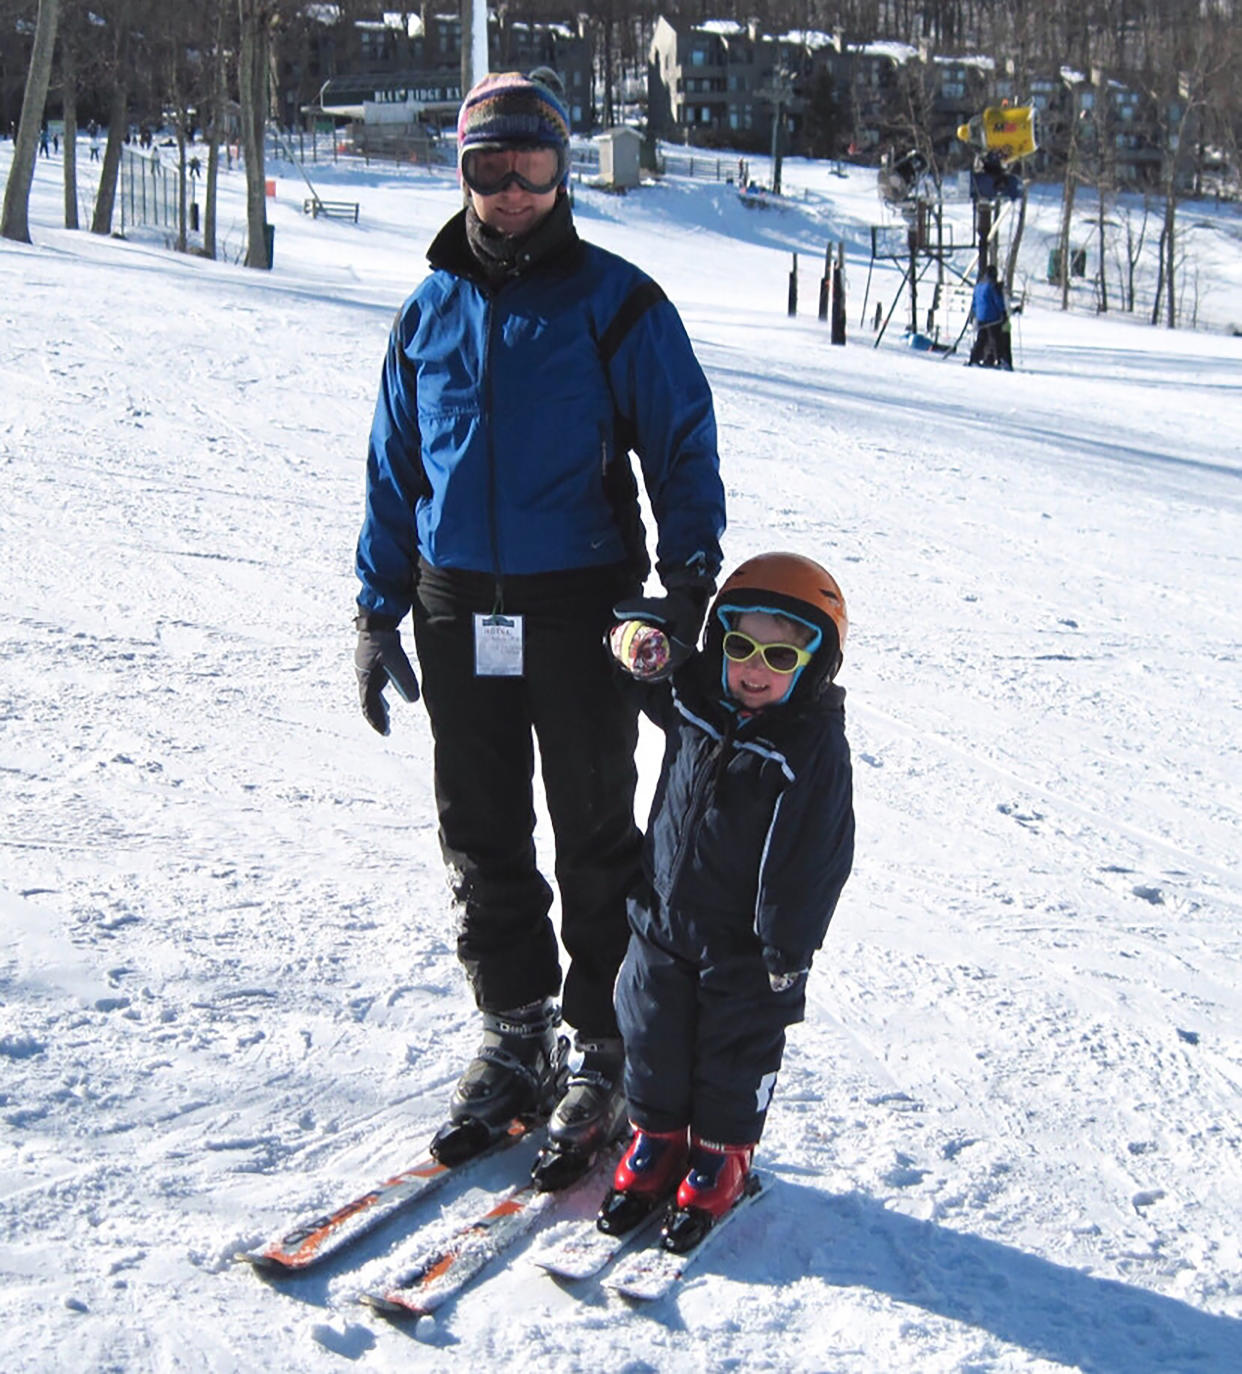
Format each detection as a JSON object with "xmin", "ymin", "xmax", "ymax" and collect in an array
[{"xmin": 957, "ymin": 102, "xmax": 1039, "ymax": 275}]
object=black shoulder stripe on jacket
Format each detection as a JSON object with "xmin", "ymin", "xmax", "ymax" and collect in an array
[{"xmin": 598, "ymin": 279, "xmax": 668, "ymax": 365}]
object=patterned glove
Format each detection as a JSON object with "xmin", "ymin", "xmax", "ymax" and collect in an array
[{"xmin": 609, "ymin": 620, "xmax": 672, "ymax": 680}]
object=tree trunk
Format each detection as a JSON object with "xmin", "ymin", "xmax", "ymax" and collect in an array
[
  {"xmin": 1058, "ymin": 137, "xmax": 1077, "ymax": 311},
  {"xmin": 205, "ymin": 137, "xmax": 220, "ymax": 258},
  {"xmin": 62, "ymin": 37, "xmax": 79, "ymax": 229},
  {"xmin": 1151, "ymin": 224, "xmax": 1166, "ymax": 326},
  {"xmin": 1096, "ymin": 193, "xmax": 1107, "ymax": 313},
  {"xmin": 1004, "ymin": 180, "xmax": 1027, "ymax": 296},
  {"xmin": 203, "ymin": 0, "xmax": 228, "ymax": 260},
  {"xmin": 460, "ymin": 0, "xmax": 473, "ymax": 100},
  {"xmin": 1, "ymin": 0, "xmax": 61, "ymax": 244},
  {"xmin": 1162, "ymin": 186, "xmax": 1176, "ymax": 327},
  {"xmin": 238, "ymin": 0, "xmax": 271, "ymax": 270},
  {"xmin": 602, "ymin": 10, "xmax": 615, "ymax": 130},
  {"xmin": 90, "ymin": 79, "xmax": 128, "ymax": 235},
  {"xmin": 176, "ymin": 122, "xmax": 188, "ymax": 253}
]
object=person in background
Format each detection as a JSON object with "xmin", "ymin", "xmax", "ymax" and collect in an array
[
  {"xmin": 968, "ymin": 263, "xmax": 1010, "ymax": 368},
  {"xmin": 353, "ymin": 71, "xmax": 725, "ymax": 1189},
  {"xmin": 597, "ymin": 552, "xmax": 854, "ymax": 1252}
]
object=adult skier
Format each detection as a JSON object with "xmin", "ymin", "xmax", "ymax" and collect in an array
[
  {"xmin": 968, "ymin": 263, "xmax": 1011, "ymax": 368},
  {"xmin": 353, "ymin": 71, "xmax": 726, "ymax": 1188}
]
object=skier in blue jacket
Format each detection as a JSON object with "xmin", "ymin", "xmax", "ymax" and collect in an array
[
  {"xmin": 968, "ymin": 263, "xmax": 1011, "ymax": 368},
  {"xmin": 353, "ymin": 72, "xmax": 726, "ymax": 1187},
  {"xmin": 597, "ymin": 552, "xmax": 854, "ymax": 1251}
]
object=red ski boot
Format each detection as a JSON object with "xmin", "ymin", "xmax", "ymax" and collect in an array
[
  {"xmin": 661, "ymin": 1137, "xmax": 755, "ymax": 1253},
  {"xmin": 596, "ymin": 1126, "xmax": 689, "ymax": 1236}
]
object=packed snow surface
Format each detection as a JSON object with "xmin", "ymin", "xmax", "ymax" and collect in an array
[{"xmin": 2, "ymin": 141, "xmax": 1241, "ymax": 1372}]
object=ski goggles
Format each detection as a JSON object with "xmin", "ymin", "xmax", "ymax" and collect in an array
[
  {"xmin": 460, "ymin": 144, "xmax": 567, "ymax": 196},
  {"xmin": 722, "ymin": 630, "xmax": 813, "ymax": 675}
]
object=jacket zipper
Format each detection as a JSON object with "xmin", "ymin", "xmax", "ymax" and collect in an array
[
  {"xmin": 482, "ymin": 292, "xmax": 504, "ymax": 611},
  {"xmin": 666, "ymin": 727, "xmax": 732, "ymax": 899}
]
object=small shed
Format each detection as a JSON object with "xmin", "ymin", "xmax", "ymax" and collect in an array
[{"xmin": 597, "ymin": 126, "xmax": 643, "ymax": 190}]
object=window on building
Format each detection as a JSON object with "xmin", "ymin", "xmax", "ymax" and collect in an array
[{"xmin": 690, "ymin": 47, "xmax": 707, "ymax": 67}]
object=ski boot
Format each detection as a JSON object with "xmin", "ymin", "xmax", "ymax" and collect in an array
[
  {"xmin": 430, "ymin": 997, "xmax": 568, "ymax": 1166},
  {"xmin": 661, "ymin": 1136, "xmax": 755, "ymax": 1254},
  {"xmin": 596, "ymin": 1125, "xmax": 690, "ymax": 1235},
  {"xmin": 531, "ymin": 1035, "xmax": 628, "ymax": 1191}
]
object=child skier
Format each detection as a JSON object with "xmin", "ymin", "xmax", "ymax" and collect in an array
[{"xmin": 598, "ymin": 552, "xmax": 855, "ymax": 1252}]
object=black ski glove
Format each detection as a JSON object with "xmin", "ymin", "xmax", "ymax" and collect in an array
[
  {"xmin": 354, "ymin": 625, "xmax": 420, "ymax": 735},
  {"xmin": 611, "ymin": 586, "xmax": 709, "ymax": 682}
]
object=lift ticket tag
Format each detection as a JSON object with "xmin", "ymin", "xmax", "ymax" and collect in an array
[{"xmin": 474, "ymin": 612, "xmax": 524, "ymax": 677}]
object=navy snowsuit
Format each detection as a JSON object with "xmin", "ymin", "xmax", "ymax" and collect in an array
[{"xmin": 616, "ymin": 651, "xmax": 854, "ymax": 1145}]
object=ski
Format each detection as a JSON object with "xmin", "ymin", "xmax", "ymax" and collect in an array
[
  {"xmin": 602, "ymin": 1170, "xmax": 772, "ymax": 1302},
  {"xmin": 527, "ymin": 1197, "xmax": 667, "ymax": 1282},
  {"xmin": 359, "ymin": 1146, "xmax": 619, "ymax": 1318},
  {"xmin": 235, "ymin": 1118, "xmax": 537, "ymax": 1274}
]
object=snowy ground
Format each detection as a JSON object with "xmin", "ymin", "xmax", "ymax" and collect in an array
[{"xmin": 2, "ymin": 140, "xmax": 1241, "ymax": 1373}]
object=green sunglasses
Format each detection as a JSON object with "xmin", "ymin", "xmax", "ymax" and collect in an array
[{"xmin": 722, "ymin": 630, "xmax": 812, "ymax": 675}]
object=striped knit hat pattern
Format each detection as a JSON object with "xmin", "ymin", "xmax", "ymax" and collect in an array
[{"xmin": 457, "ymin": 72, "xmax": 570, "ymax": 159}]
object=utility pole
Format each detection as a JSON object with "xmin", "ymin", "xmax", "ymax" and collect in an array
[{"xmin": 461, "ymin": 0, "xmax": 489, "ymax": 98}]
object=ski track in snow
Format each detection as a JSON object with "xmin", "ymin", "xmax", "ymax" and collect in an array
[{"xmin": 2, "ymin": 142, "xmax": 1241, "ymax": 1371}]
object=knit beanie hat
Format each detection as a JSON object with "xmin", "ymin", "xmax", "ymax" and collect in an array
[{"xmin": 457, "ymin": 72, "xmax": 570, "ymax": 163}]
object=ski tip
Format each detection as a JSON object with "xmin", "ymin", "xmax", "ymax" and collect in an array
[
  {"xmin": 360, "ymin": 1291, "xmax": 430, "ymax": 1319},
  {"xmin": 528, "ymin": 1255, "xmax": 592, "ymax": 1282},
  {"xmin": 234, "ymin": 1248, "xmax": 289, "ymax": 1272}
]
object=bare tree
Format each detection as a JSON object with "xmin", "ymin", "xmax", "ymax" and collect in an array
[
  {"xmin": 1, "ymin": 0, "xmax": 60, "ymax": 243},
  {"xmin": 237, "ymin": 0, "xmax": 275, "ymax": 269},
  {"xmin": 1111, "ymin": 198, "xmax": 1150, "ymax": 313},
  {"xmin": 89, "ymin": 0, "xmax": 134, "ymax": 237},
  {"xmin": 202, "ymin": 0, "xmax": 232, "ymax": 260},
  {"xmin": 1140, "ymin": 9, "xmax": 1234, "ymax": 328},
  {"xmin": 1056, "ymin": 72, "xmax": 1085, "ymax": 312},
  {"xmin": 1003, "ymin": 179, "xmax": 1027, "ymax": 296},
  {"xmin": 58, "ymin": 9, "xmax": 79, "ymax": 228}
]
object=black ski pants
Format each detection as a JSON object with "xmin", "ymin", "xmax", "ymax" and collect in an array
[
  {"xmin": 413, "ymin": 559, "xmax": 643, "ymax": 1038},
  {"xmin": 969, "ymin": 320, "xmax": 1003, "ymax": 366}
]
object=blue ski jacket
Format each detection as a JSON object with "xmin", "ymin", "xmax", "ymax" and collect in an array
[
  {"xmin": 972, "ymin": 277, "xmax": 1007, "ymax": 326},
  {"xmin": 356, "ymin": 207, "xmax": 725, "ymax": 621}
]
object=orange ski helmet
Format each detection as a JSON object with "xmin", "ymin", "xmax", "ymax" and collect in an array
[{"xmin": 709, "ymin": 552, "xmax": 848, "ymax": 688}]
